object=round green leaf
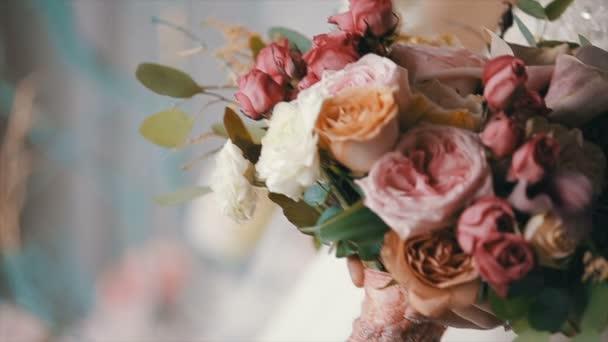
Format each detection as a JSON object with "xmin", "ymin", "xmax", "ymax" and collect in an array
[
  {"xmin": 136, "ymin": 63, "xmax": 201, "ymax": 98},
  {"xmin": 528, "ymin": 288, "xmax": 571, "ymax": 332},
  {"xmin": 304, "ymin": 184, "xmax": 329, "ymax": 207},
  {"xmin": 489, "ymin": 290, "xmax": 531, "ymax": 321},
  {"xmin": 140, "ymin": 109, "xmax": 194, "ymax": 148}
]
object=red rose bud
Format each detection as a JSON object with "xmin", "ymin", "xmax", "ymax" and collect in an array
[
  {"xmin": 458, "ymin": 196, "xmax": 516, "ymax": 254},
  {"xmin": 480, "ymin": 113, "xmax": 521, "ymax": 158},
  {"xmin": 235, "ymin": 69, "xmax": 286, "ymax": 120},
  {"xmin": 300, "ymin": 31, "xmax": 360, "ymax": 89},
  {"xmin": 509, "ymin": 134, "xmax": 560, "ymax": 184},
  {"xmin": 255, "ymin": 39, "xmax": 306, "ymax": 86},
  {"xmin": 329, "ymin": 0, "xmax": 397, "ymax": 37},
  {"xmin": 483, "ymin": 55, "xmax": 528, "ymax": 112},
  {"xmin": 474, "ymin": 233, "xmax": 535, "ymax": 298}
]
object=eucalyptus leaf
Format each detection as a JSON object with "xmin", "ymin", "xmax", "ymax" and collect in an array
[
  {"xmin": 545, "ymin": 0, "xmax": 575, "ymax": 21},
  {"xmin": 154, "ymin": 186, "xmax": 211, "ymax": 206},
  {"xmin": 579, "ymin": 34, "xmax": 592, "ymax": 46},
  {"xmin": 268, "ymin": 193, "xmax": 320, "ymax": 228},
  {"xmin": 211, "ymin": 123, "xmax": 229, "ymax": 138},
  {"xmin": 268, "ymin": 27, "xmax": 312, "ymax": 53},
  {"xmin": 514, "ymin": 14, "xmax": 537, "ymax": 47},
  {"xmin": 317, "ymin": 207, "xmax": 342, "ymax": 225},
  {"xmin": 357, "ymin": 242, "xmax": 382, "ymax": 261},
  {"xmin": 528, "ymin": 288, "xmax": 571, "ymax": 332},
  {"xmin": 317, "ymin": 202, "xmax": 389, "ymax": 244},
  {"xmin": 303, "ymin": 184, "xmax": 330, "ymax": 207},
  {"xmin": 249, "ymin": 35, "xmax": 266, "ymax": 59},
  {"xmin": 580, "ymin": 284, "xmax": 608, "ymax": 332},
  {"xmin": 223, "ymin": 107, "xmax": 261, "ymax": 163},
  {"xmin": 489, "ymin": 290, "xmax": 530, "ymax": 321},
  {"xmin": 140, "ymin": 109, "xmax": 194, "ymax": 148},
  {"xmin": 336, "ymin": 241, "xmax": 357, "ymax": 258},
  {"xmin": 136, "ymin": 63, "xmax": 202, "ymax": 98},
  {"xmin": 516, "ymin": 0, "xmax": 546, "ymax": 19}
]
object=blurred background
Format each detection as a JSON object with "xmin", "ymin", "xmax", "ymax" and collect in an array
[{"xmin": 0, "ymin": 1, "xmax": 605, "ymax": 341}]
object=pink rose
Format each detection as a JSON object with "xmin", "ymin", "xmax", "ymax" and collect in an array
[
  {"xmin": 483, "ymin": 56, "xmax": 549, "ymax": 116},
  {"xmin": 480, "ymin": 113, "xmax": 521, "ymax": 158},
  {"xmin": 357, "ymin": 125, "xmax": 493, "ymax": 239},
  {"xmin": 483, "ymin": 55, "xmax": 527, "ymax": 112},
  {"xmin": 235, "ymin": 69, "xmax": 286, "ymax": 120},
  {"xmin": 255, "ymin": 39, "xmax": 306, "ymax": 86},
  {"xmin": 329, "ymin": 0, "xmax": 397, "ymax": 37},
  {"xmin": 300, "ymin": 32, "xmax": 360, "ymax": 89},
  {"xmin": 474, "ymin": 233, "xmax": 535, "ymax": 297},
  {"xmin": 389, "ymin": 43, "xmax": 487, "ymax": 96},
  {"xmin": 509, "ymin": 134, "xmax": 560, "ymax": 184},
  {"xmin": 457, "ymin": 196, "xmax": 516, "ymax": 254},
  {"xmin": 308, "ymin": 54, "xmax": 410, "ymax": 112}
]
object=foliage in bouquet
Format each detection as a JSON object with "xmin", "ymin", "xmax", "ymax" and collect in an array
[{"xmin": 136, "ymin": 0, "xmax": 608, "ymax": 339}]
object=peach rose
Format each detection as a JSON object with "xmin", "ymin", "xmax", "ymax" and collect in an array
[
  {"xmin": 382, "ymin": 231, "xmax": 480, "ymax": 318},
  {"xmin": 315, "ymin": 87, "xmax": 399, "ymax": 172},
  {"xmin": 524, "ymin": 212, "xmax": 577, "ymax": 268},
  {"xmin": 357, "ymin": 125, "xmax": 492, "ymax": 239}
]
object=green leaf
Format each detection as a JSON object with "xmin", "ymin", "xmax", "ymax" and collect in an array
[
  {"xmin": 514, "ymin": 329, "xmax": 552, "ymax": 342},
  {"xmin": 514, "ymin": 14, "xmax": 537, "ymax": 47},
  {"xmin": 211, "ymin": 123, "xmax": 229, "ymax": 138},
  {"xmin": 516, "ymin": 0, "xmax": 546, "ymax": 19},
  {"xmin": 545, "ymin": 0, "xmax": 575, "ymax": 21},
  {"xmin": 136, "ymin": 63, "xmax": 201, "ymax": 98},
  {"xmin": 581, "ymin": 284, "xmax": 608, "ymax": 332},
  {"xmin": 268, "ymin": 27, "xmax": 312, "ymax": 53},
  {"xmin": 579, "ymin": 34, "xmax": 592, "ymax": 46},
  {"xmin": 571, "ymin": 331, "xmax": 602, "ymax": 342},
  {"xmin": 303, "ymin": 184, "xmax": 330, "ymax": 207},
  {"xmin": 154, "ymin": 186, "xmax": 211, "ymax": 206},
  {"xmin": 317, "ymin": 207, "xmax": 342, "ymax": 225},
  {"xmin": 140, "ymin": 109, "xmax": 194, "ymax": 147},
  {"xmin": 528, "ymin": 288, "xmax": 571, "ymax": 332},
  {"xmin": 336, "ymin": 241, "xmax": 357, "ymax": 258},
  {"xmin": 357, "ymin": 242, "xmax": 382, "ymax": 261},
  {"xmin": 317, "ymin": 202, "xmax": 389, "ymax": 244},
  {"xmin": 268, "ymin": 193, "xmax": 320, "ymax": 228},
  {"xmin": 489, "ymin": 290, "xmax": 531, "ymax": 321},
  {"xmin": 508, "ymin": 270, "xmax": 545, "ymax": 297},
  {"xmin": 223, "ymin": 107, "xmax": 261, "ymax": 163},
  {"xmin": 249, "ymin": 35, "xmax": 266, "ymax": 59}
]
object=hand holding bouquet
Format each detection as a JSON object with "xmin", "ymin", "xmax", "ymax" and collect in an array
[{"xmin": 137, "ymin": 0, "xmax": 608, "ymax": 340}]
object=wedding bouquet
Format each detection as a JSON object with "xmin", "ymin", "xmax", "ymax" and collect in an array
[{"xmin": 136, "ymin": 0, "xmax": 608, "ymax": 340}]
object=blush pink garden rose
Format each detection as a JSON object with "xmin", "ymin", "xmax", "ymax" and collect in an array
[
  {"xmin": 235, "ymin": 69, "xmax": 286, "ymax": 120},
  {"xmin": 329, "ymin": 0, "xmax": 397, "ymax": 37},
  {"xmin": 357, "ymin": 125, "xmax": 493, "ymax": 239},
  {"xmin": 300, "ymin": 31, "xmax": 360, "ymax": 90},
  {"xmin": 310, "ymin": 53, "xmax": 411, "ymax": 113},
  {"xmin": 509, "ymin": 134, "xmax": 560, "ymax": 184},
  {"xmin": 457, "ymin": 196, "xmax": 516, "ymax": 254},
  {"xmin": 480, "ymin": 112, "xmax": 521, "ymax": 158},
  {"xmin": 389, "ymin": 43, "xmax": 487, "ymax": 96},
  {"xmin": 254, "ymin": 39, "xmax": 306, "ymax": 86},
  {"xmin": 474, "ymin": 233, "xmax": 535, "ymax": 297}
]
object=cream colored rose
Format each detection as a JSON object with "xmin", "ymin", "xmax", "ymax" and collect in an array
[
  {"xmin": 381, "ymin": 231, "xmax": 480, "ymax": 318},
  {"xmin": 315, "ymin": 86, "xmax": 399, "ymax": 173},
  {"xmin": 524, "ymin": 213, "xmax": 577, "ymax": 267}
]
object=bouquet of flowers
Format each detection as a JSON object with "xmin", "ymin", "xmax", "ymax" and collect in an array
[{"xmin": 136, "ymin": 0, "xmax": 608, "ymax": 340}]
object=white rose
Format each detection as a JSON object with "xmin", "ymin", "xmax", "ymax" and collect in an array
[
  {"xmin": 210, "ymin": 140, "xmax": 257, "ymax": 221},
  {"xmin": 255, "ymin": 94, "xmax": 322, "ymax": 200}
]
